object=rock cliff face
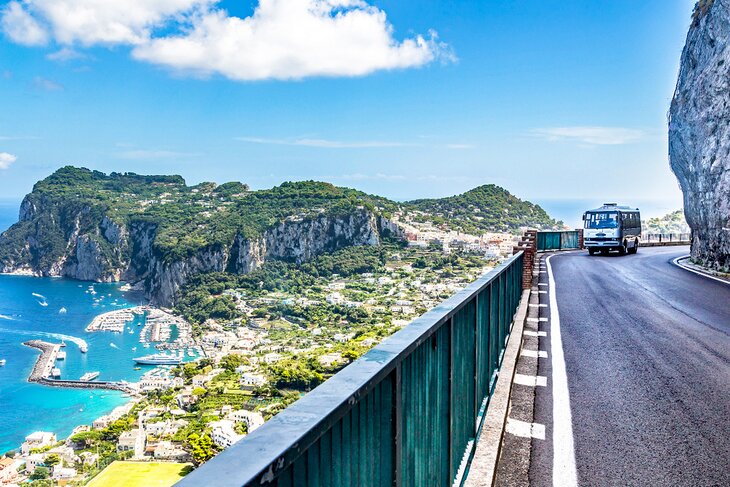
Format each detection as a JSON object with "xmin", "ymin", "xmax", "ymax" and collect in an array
[
  {"xmin": 669, "ymin": 0, "xmax": 730, "ymax": 270},
  {"xmin": 0, "ymin": 195, "xmax": 380, "ymax": 306}
]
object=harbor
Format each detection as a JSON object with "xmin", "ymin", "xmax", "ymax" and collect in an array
[{"xmin": 22, "ymin": 340, "xmax": 136, "ymax": 393}]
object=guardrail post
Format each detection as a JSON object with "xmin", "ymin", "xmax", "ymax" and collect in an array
[
  {"xmin": 513, "ymin": 230, "xmax": 536, "ymax": 290},
  {"xmin": 577, "ymin": 229, "xmax": 584, "ymax": 249}
]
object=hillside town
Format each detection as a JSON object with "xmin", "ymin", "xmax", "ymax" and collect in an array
[{"xmin": 0, "ymin": 220, "xmax": 517, "ymax": 486}]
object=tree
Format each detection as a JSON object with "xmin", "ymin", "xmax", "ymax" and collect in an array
[
  {"xmin": 30, "ymin": 467, "xmax": 49, "ymax": 480},
  {"xmin": 187, "ymin": 433, "xmax": 215, "ymax": 465},
  {"xmin": 43, "ymin": 454, "xmax": 60, "ymax": 467},
  {"xmin": 220, "ymin": 354, "xmax": 249, "ymax": 372}
]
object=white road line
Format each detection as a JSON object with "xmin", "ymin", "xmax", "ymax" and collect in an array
[
  {"xmin": 672, "ymin": 255, "xmax": 730, "ymax": 286},
  {"xmin": 506, "ymin": 418, "xmax": 546, "ymax": 440},
  {"xmin": 538, "ymin": 283, "xmax": 548, "ymax": 287},
  {"xmin": 527, "ymin": 317, "xmax": 548, "ymax": 323},
  {"xmin": 514, "ymin": 373, "xmax": 548, "ymax": 387},
  {"xmin": 524, "ymin": 330, "xmax": 547, "ymax": 337},
  {"xmin": 521, "ymin": 349, "xmax": 548, "ymax": 358},
  {"xmin": 538, "ymin": 290, "xmax": 547, "ymax": 294},
  {"xmin": 546, "ymin": 254, "xmax": 578, "ymax": 487},
  {"xmin": 529, "ymin": 304, "xmax": 548, "ymax": 308}
]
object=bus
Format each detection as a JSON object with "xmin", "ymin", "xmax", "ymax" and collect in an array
[{"xmin": 583, "ymin": 203, "xmax": 641, "ymax": 255}]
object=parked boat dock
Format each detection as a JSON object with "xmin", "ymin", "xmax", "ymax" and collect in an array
[
  {"xmin": 85, "ymin": 308, "xmax": 138, "ymax": 333},
  {"xmin": 22, "ymin": 340, "xmax": 136, "ymax": 393}
]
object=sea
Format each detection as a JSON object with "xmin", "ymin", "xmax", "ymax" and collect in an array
[{"xmin": 0, "ymin": 201, "xmax": 157, "ymax": 453}]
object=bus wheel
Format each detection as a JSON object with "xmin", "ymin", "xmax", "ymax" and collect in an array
[
  {"xmin": 629, "ymin": 240, "xmax": 638, "ymax": 254},
  {"xmin": 618, "ymin": 242, "xmax": 627, "ymax": 255},
  {"xmin": 588, "ymin": 248, "xmax": 597, "ymax": 256}
]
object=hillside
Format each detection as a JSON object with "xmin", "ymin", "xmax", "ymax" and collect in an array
[
  {"xmin": 406, "ymin": 184, "xmax": 562, "ymax": 233},
  {"xmin": 0, "ymin": 167, "xmax": 557, "ymax": 305}
]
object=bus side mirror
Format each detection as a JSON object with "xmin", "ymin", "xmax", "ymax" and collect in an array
[{"xmin": 581, "ymin": 214, "xmax": 586, "ymax": 220}]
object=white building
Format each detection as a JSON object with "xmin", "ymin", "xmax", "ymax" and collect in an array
[
  {"xmin": 117, "ymin": 429, "xmax": 145, "ymax": 458},
  {"xmin": 153, "ymin": 441, "xmax": 192, "ymax": 462},
  {"xmin": 21, "ymin": 431, "xmax": 56, "ymax": 456},
  {"xmin": 240, "ymin": 373, "xmax": 267, "ymax": 390},
  {"xmin": 52, "ymin": 466, "xmax": 77, "ymax": 481},
  {"xmin": 210, "ymin": 420, "xmax": 244, "ymax": 449},
  {"xmin": 24, "ymin": 453, "xmax": 45, "ymax": 474},
  {"xmin": 228, "ymin": 410, "xmax": 265, "ymax": 432},
  {"xmin": 326, "ymin": 292, "xmax": 344, "ymax": 305},
  {"xmin": 333, "ymin": 333, "xmax": 353, "ymax": 343},
  {"xmin": 262, "ymin": 352, "xmax": 282, "ymax": 364}
]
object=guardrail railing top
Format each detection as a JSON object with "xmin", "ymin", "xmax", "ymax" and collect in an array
[{"xmin": 178, "ymin": 251, "xmax": 525, "ymax": 487}]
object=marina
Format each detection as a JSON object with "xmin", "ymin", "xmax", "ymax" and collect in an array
[{"xmin": 22, "ymin": 340, "xmax": 136, "ymax": 393}]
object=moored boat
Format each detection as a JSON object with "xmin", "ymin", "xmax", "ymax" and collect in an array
[
  {"xmin": 80, "ymin": 371, "xmax": 100, "ymax": 381},
  {"xmin": 133, "ymin": 354, "xmax": 182, "ymax": 365}
]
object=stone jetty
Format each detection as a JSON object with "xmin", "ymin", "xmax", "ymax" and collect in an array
[
  {"xmin": 22, "ymin": 340, "xmax": 135, "ymax": 393},
  {"xmin": 23, "ymin": 340, "xmax": 60, "ymax": 381}
]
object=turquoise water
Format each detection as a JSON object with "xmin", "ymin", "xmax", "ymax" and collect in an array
[{"xmin": 0, "ymin": 275, "xmax": 151, "ymax": 454}]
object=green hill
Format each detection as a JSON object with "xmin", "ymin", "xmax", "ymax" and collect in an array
[{"xmin": 406, "ymin": 184, "xmax": 562, "ymax": 233}]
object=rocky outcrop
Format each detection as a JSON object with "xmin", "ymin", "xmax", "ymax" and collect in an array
[
  {"xmin": 669, "ymin": 0, "xmax": 730, "ymax": 270},
  {"xmin": 62, "ymin": 235, "xmax": 116, "ymax": 281},
  {"xmin": 146, "ymin": 210, "xmax": 379, "ymax": 306},
  {"xmin": 1, "ymin": 195, "xmax": 381, "ymax": 306}
]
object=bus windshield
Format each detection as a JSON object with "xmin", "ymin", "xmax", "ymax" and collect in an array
[{"xmin": 585, "ymin": 212, "xmax": 619, "ymax": 229}]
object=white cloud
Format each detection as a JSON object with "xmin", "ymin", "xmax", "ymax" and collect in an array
[
  {"xmin": 236, "ymin": 136, "xmax": 413, "ymax": 148},
  {"xmin": 0, "ymin": 152, "xmax": 17, "ymax": 169},
  {"xmin": 1, "ymin": 0, "xmax": 449, "ymax": 81},
  {"xmin": 4, "ymin": 0, "xmax": 211, "ymax": 46},
  {"xmin": 46, "ymin": 47, "xmax": 87, "ymax": 62},
  {"xmin": 32, "ymin": 76, "xmax": 63, "ymax": 91},
  {"xmin": 133, "ymin": 1, "xmax": 449, "ymax": 80},
  {"xmin": 532, "ymin": 126, "xmax": 646, "ymax": 145},
  {"xmin": 1, "ymin": 1, "xmax": 48, "ymax": 45}
]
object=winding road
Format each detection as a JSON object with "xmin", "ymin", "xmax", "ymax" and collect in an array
[{"xmin": 526, "ymin": 246, "xmax": 730, "ymax": 486}]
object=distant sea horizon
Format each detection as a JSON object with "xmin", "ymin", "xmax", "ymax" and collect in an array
[
  {"xmin": 533, "ymin": 198, "xmax": 683, "ymax": 229},
  {"xmin": 0, "ymin": 200, "xmax": 19, "ymax": 234}
]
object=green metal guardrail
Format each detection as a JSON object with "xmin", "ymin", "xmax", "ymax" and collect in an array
[
  {"xmin": 537, "ymin": 231, "xmax": 580, "ymax": 251},
  {"xmin": 177, "ymin": 252, "xmax": 525, "ymax": 487}
]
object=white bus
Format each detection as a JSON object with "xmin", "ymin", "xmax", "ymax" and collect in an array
[{"xmin": 583, "ymin": 203, "xmax": 641, "ymax": 256}]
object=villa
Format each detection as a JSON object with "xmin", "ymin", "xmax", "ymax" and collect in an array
[
  {"xmin": 210, "ymin": 420, "xmax": 244, "ymax": 449},
  {"xmin": 20, "ymin": 431, "xmax": 56, "ymax": 456}
]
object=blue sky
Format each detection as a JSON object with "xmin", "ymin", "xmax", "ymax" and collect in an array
[{"xmin": 0, "ymin": 0, "xmax": 696, "ymax": 224}]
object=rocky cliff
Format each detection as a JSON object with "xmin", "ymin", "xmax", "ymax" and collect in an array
[
  {"xmin": 0, "ymin": 168, "xmax": 382, "ymax": 306},
  {"xmin": 1, "ymin": 198, "xmax": 379, "ymax": 306},
  {"xmin": 669, "ymin": 0, "xmax": 730, "ymax": 270}
]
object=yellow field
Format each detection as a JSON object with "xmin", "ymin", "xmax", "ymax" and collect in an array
[{"xmin": 87, "ymin": 461, "xmax": 193, "ymax": 487}]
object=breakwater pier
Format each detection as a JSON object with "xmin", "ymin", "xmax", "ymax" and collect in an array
[{"xmin": 22, "ymin": 340, "xmax": 135, "ymax": 393}]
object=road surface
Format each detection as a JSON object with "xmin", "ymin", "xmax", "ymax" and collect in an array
[{"xmin": 528, "ymin": 246, "xmax": 730, "ymax": 486}]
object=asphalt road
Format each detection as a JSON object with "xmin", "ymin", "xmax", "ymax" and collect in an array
[{"xmin": 530, "ymin": 246, "xmax": 730, "ymax": 487}]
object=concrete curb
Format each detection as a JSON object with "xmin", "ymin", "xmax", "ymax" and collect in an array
[
  {"xmin": 673, "ymin": 255, "xmax": 730, "ymax": 286},
  {"xmin": 463, "ymin": 289, "xmax": 531, "ymax": 487}
]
